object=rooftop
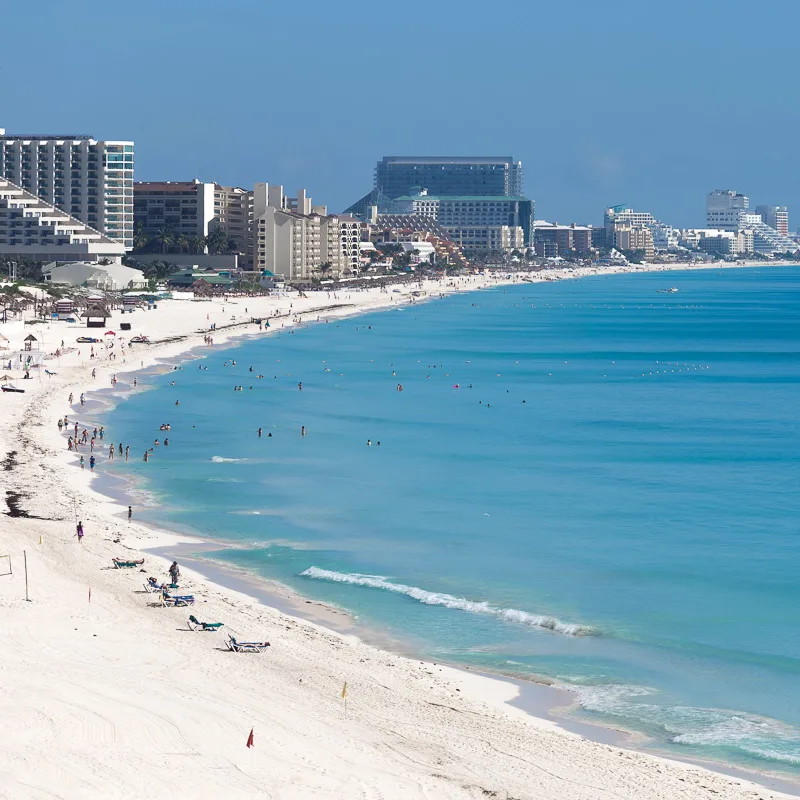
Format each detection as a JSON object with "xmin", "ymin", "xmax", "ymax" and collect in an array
[
  {"xmin": 395, "ymin": 194, "xmax": 530, "ymax": 203},
  {"xmin": 1, "ymin": 133, "xmax": 93, "ymax": 140},
  {"xmin": 381, "ymin": 156, "xmax": 517, "ymax": 165}
]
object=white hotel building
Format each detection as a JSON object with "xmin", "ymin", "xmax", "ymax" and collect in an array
[{"xmin": 0, "ymin": 128, "xmax": 134, "ymax": 249}]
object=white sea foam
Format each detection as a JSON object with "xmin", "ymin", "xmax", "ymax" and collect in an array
[
  {"xmin": 211, "ymin": 456, "xmax": 247, "ymax": 463},
  {"xmin": 300, "ymin": 567, "xmax": 594, "ymax": 637},
  {"xmin": 573, "ymin": 684, "xmax": 800, "ymax": 765}
]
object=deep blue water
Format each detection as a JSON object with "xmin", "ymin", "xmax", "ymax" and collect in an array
[{"xmin": 105, "ymin": 268, "xmax": 800, "ymax": 774}]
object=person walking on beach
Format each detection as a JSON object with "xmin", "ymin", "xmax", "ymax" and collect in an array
[
  {"xmin": 68, "ymin": 392, "xmax": 73, "ymax": 404},
  {"xmin": 80, "ymin": 393, "xmax": 85, "ymax": 406},
  {"xmin": 80, "ymin": 455, "xmax": 84, "ymax": 469},
  {"xmin": 58, "ymin": 418, "xmax": 63, "ymax": 433},
  {"xmin": 89, "ymin": 455, "xmax": 95, "ymax": 472},
  {"xmin": 108, "ymin": 445, "xmax": 114, "ymax": 460},
  {"xmin": 168, "ymin": 561, "xmax": 180, "ymax": 585},
  {"xmin": 128, "ymin": 505, "xmax": 132, "ymax": 522},
  {"xmin": 125, "ymin": 445, "xmax": 130, "ymax": 461},
  {"xmin": 76, "ymin": 521, "xmax": 84, "ymax": 543}
]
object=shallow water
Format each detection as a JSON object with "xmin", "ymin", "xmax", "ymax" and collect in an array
[{"xmin": 105, "ymin": 268, "xmax": 800, "ymax": 775}]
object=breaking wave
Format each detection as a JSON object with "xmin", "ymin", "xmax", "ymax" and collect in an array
[
  {"xmin": 299, "ymin": 567, "xmax": 594, "ymax": 636},
  {"xmin": 211, "ymin": 456, "xmax": 247, "ymax": 463},
  {"xmin": 573, "ymin": 684, "xmax": 800, "ymax": 766}
]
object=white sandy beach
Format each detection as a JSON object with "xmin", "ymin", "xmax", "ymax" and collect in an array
[{"xmin": 0, "ymin": 265, "xmax": 796, "ymax": 799}]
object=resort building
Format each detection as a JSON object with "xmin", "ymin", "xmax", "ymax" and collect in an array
[
  {"xmin": 134, "ymin": 180, "xmax": 216, "ymax": 242},
  {"xmin": 0, "ymin": 128, "xmax": 134, "ymax": 249},
  {"xmin": 755, "ymin": 205, "xmax": 789, "ymax": 237},
  {"xmin": 611, "ymin": 224, "xmax": 655, "ymax": 259},
  {"xmin": 134, "ymin": 180, "xmax": 256, "ymax": 266},
  {"xmin": 706, "ymin": 190, "xmax": 750, "ymax": 231},
  {"xmin": 375, "ymin": 156, "xmax": 523, "ymax": 198},
  {"xmin": 214, "ymin": 185, "xmax": 254, "ymax": 266},
  {"xmin": 389, "ymin": 190, "xmax": 531, "ymax": 251},
  {"xmin": 706, "ymin": 192, "xmax": 796, "ymax": 255},
  {"xmin": 0, "ymin": 177, "xmax": 127, "ymax": 263},
  {"xmin": 533, "ymin": 221, "xmax": 594, "ymax": 256},
  {"xmin": 253, "ymin": 184, "xmax": 360, "ymax": 281}
]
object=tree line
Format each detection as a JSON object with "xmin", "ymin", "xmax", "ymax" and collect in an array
[{"xmin": 132, "ymin": 224, "xmax": 241, "ymax": 256}]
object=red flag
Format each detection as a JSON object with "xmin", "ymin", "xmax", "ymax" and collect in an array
[{"xmin": 246, "ymin": 728, "xmax": 254, "ymax": 748}]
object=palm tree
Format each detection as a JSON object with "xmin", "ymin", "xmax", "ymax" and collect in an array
[
  {"xmin": 226, "ymin": 235, "xmax": 240, "ymax": 254},
  {"xmin": 189, "ymin": 235, "xmax": 207, "ymax": 255},
  {"xmin": 319, "ymin": 261, "xmax": 333, "ymax": 278},
  {"xmin": 154, "ymin": 228, "xmax": 174, "ymax": 254},
  {"xmin": 176, "ymin": 234, "xmax": 189, "ymax": 254},
  {"xmin": 133, "ymin": 223, "xmax": 150, "ymax": 252},
  {"xmin": 206, "ymin": 228, "xmax": 228, "ymax": 255}
]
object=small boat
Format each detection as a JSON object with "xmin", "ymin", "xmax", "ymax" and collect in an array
[
  {"xmin": 130, "ymin": 335, "xmax": 150, "ymax": 343},
  {"xmin": 1, "ymin": 385, "xmax": 25, "ymax": 393},
  {"xmin": 657, "ymin": 287, "xmax": 679, "ymax": 294}
]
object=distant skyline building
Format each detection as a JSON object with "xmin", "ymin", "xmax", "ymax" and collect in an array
[
  {"xmin": 375, "ymin": 156, "xmax": 524, "ymax": 199},
  {"xmin": 755, "ymin": 205, "xmax": 789, "ymax": 237},
  {"xmin": 604, "ymin": 204, "xmax": 657, "ymax": 257},
  {"xmin": 707, "ymin": 190, "xmax": 797, "ymax": 255},
  {"xmin": 706, "ymin": 190, "xmax": 749, "ymax": 231},
  {"xmin": 391, "ymin": 189, "xmax": 531, "ymax": 250},
  {"xmin": 0, "ymin": 127, "xmax": 134, "ymax": 249}
]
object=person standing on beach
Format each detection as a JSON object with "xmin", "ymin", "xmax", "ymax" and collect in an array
[
  {"xmin": 68, "ymin": 392, "xmax": 73, "ymax": 404},
  {"xmin": 58, "ymin": 418, "xmax": 63, "ymax": 433},
  {"xmin": 80, "ymin": 455, "xmax": 84, "ymax": 469},
  {"xmin": 76, "ymin": 521, "xmax": 84, "ymax": 543},
  {"xmin": 168, "ymin": 561, "xmax": 180, "ymax": 585},
  {"xmin": 128, "ymin": 505, "xmax": 132, "ymax": 522},
  {"xmin": 108, "ymin": 445, "xmax": 114, "ymax": 460},
  {"xmin": 89, "ymin": 455, "xmax": 95, "ymax": 471},
  {"xmin": 125, "ymin": 446, "xmax": 130, "ymax": 461}
]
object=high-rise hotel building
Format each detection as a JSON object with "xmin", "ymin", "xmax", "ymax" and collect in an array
[{"xmin": 0, "ymin": 128, "xmax": 134, "ymax": 249}]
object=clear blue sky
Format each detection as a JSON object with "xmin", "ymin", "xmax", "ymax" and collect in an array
[{"xmin": 2, "ymin": 0, "xmax": 798, "ymax": 228}]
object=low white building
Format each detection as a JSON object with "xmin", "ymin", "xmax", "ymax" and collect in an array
[{"xmin": 42, "ymin": 261, "xmax": 146, "ymax": 290}]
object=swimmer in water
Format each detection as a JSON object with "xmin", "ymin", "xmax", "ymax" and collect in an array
[
  {"xmin": 258, "ymin": 428, "xmax": 262, "ymax": 437},
  {"xmin": 301, "ymin": 426, "xmax": 306, "ymax": 436},
  {"xmin": 367, "ymin": 439, "xmax": 372, "ymax": 446}
]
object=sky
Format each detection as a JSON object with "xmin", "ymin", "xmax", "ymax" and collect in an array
[{"xmin": 1, "ymin": 0, "xmax": 798, "ymax": 229}]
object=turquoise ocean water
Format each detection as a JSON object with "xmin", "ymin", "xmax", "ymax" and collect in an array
[{"xmin": 105, "ymin": 267, "xmax": 800, "ymax": 775}]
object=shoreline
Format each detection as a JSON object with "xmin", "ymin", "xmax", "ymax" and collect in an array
[{"xmin": 2, "ymin": 264, "xmax": 798, "ymax": 798}]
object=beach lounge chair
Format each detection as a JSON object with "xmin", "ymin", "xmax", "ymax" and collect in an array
[
  {"xmin": 144, "ymin": 578, "xmax": 166, "ymax": 593},
  {"xmin": 188, "ymin": 614, "xmax": 223, "ymax": 631},
  {"xmin": 226, "ymin": 635, "xmax": 270, "ymax": 653},
  {"xmin": 113, "ymin": 557, "xmax": 145, "ymax": 569},
  {"xmin": 161, "ymin": 591, "xmax": 195, "ymax": 607}
]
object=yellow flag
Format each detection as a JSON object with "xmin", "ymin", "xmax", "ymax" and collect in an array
[{"xmin": 341, "ymin": 682, "xmax": 347, "ymax": 699}]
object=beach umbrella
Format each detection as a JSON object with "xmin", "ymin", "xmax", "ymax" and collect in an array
[{"xmin": 105, "ymin": 331, "xmax": 116, "ymax": 336}]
